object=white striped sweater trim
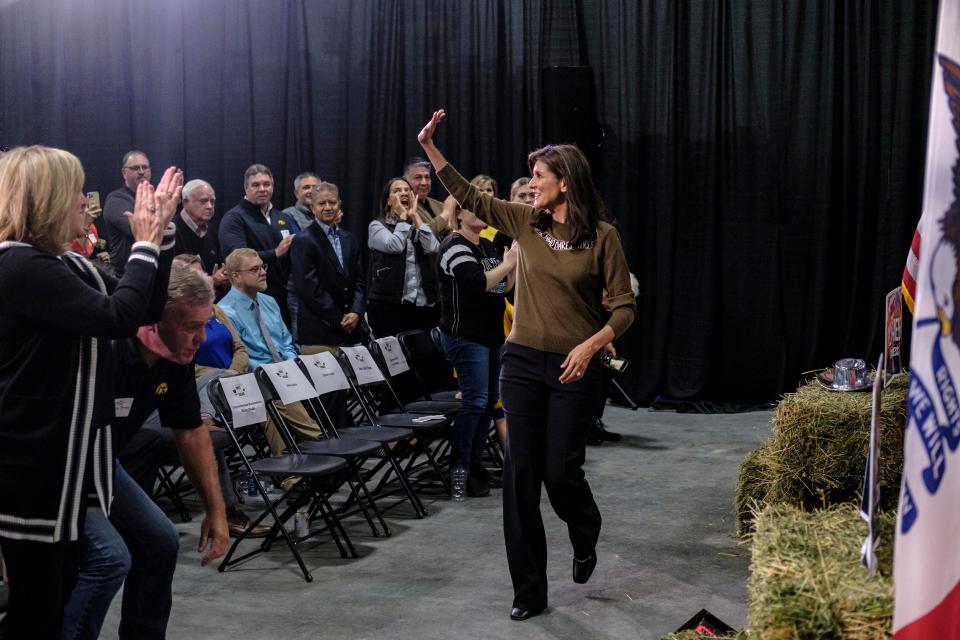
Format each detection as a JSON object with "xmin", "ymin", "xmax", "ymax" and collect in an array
[{"xmin": 0, "ymin": 250, "xmax": 112, "ymax": 542}]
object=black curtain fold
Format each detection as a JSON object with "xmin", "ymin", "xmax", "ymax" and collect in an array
[{"xmin": 0, "ymin": 0, "xmax": 938, "ymax": 403}]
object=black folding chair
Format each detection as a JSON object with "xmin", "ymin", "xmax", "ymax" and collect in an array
[
  {"xmin": 337, "ymin": 346, "xmax": 453, "ymax": 497},
  {"xmin": 396, "ymin": 329, "xmax": 462, "ymax": 403},
  {"xmin": 254, "ymin": 363, "xmax": 392, "ymax": 537},
  {"xmin": 300, "ymin": 351, "xmax": 431, "ymax": 518},
  {"xmin": 208, "ymin": 375, "xmax": 356, "ymax": 583},
  {"xmin": 368, "ymin": 335, "xmax": 460, "ymax": 415}
]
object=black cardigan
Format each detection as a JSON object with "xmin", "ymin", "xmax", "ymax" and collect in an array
[{"xmin": 0, "ymin": 226, "xmax": 174, "ymax": 542}]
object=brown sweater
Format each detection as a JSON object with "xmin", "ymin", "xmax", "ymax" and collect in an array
[{"xmin": 438, "ymin": 164, "xmax": 636, "ymax": 355}]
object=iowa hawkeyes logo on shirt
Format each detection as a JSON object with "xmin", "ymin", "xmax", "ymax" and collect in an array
[
  {"xmin": 155, "ymin": 382, "xmax": 169, "ymax": 395},
  {"xmin": 277, "ymin": 218, "xmax": 286, "ymax": 225}
]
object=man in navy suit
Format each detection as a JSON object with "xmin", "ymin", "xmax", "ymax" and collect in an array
[
  {"xmin": 218, "ymin": 164, "xmax": 296, "ymax": 327},
  {"xmin": 290, "ymin": 181, "xmax": 366, "ymax": 350}
]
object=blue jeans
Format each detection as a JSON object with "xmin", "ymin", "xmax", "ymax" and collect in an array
[
  {"xmin": 439, "ymin": 331, "xmax": 502, "ymax": 467},
  {"xmin": 62, "ymin": 464, "xmax": 180, "ymax": 640}
]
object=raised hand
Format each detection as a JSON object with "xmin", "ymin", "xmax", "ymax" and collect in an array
[
  {"xmin": 128, "ymin": 181, "xmax": 164, "ymax": 244},
  {"xmin": 153, "ymin": 167, "xmax": 184, "ymax": 228},
  {"xmin": 417, "ymin": 109, "xmax": 446, "ymax": 146},
  {"xmin": 442, "ymin": 194, "xmax": 458, "ymax": 227}
]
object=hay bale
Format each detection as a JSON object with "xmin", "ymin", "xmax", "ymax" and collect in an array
[
  {"xmin": 736, "ymin": 445, "xmax": 774, "ymax": 536},
  {"xmin": 735, "ymin": 375, "xmax": 906, "ymax": 533},
  {"xmin": 749, "ymin": 504, "xmax": 894, "ymax": 640}
]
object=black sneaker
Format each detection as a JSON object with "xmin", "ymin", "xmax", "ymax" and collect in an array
[
  {"xmin": 595, "ymin": 420, "xmax": 623, "ymax": 442},
  {"xmin": 467, "ymin": 474, "xmax": 490, "ymax": 497},
  {"xmin": 471, "ymin": 464, "xmax": 503, "ymax": 488}
]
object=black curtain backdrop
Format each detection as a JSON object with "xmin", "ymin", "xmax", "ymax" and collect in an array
[{"xmin": 0, "ymin": 0, "xmax": 939, "ymax": 404}]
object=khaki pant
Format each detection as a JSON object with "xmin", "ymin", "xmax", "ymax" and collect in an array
[{"xmin": 262, "ymin": 401, "xmax": 324, "ymax": 455}]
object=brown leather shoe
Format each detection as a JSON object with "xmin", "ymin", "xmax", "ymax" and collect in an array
[{"xmin": 227, "ymin": 510, "xmax": 271, "ymax": 538}]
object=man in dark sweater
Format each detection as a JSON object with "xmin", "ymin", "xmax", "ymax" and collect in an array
[
  {"xmin": 218, "ymin": 164, "xmax": 296, "ymax": 327},
  {"xmin": 174, "ymin": 179, "xmax": 228, "ymax": 289},
  {"xmin": 103, "ymin": 150, "xmax": 152, "ymax": 276}
]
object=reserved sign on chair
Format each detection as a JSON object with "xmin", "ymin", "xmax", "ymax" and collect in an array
[
  {"xmin": 375, "ymin": 337, "xmax": 411, "ymax": 376},
  {"xmin": 219, "ymin": 374, "xmax": 267, "ymax": 427},
  {"xmin": 340, "ymin": 346, "xmax": 386, "ymax": 385},
  {"xmin": 259, "ymin": 361, "xmax": 317, "ymax": 404}
]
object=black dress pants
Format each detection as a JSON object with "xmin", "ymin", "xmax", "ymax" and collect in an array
[
  {"xmin": 0, "ymin": 536, "xmax": 80, "ymax": 639},
  {"xmin": 499, "ymin": 342, "xmax": 602, "ymax": 611}
]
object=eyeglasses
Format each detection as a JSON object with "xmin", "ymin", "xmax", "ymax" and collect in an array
[
  {"xmin": 123, "ymin": 164, "xmax": 151, "ymax": 173},
  {"xmin": 241, "ymin": 264, "xmax": 268, "ymax": 274}
]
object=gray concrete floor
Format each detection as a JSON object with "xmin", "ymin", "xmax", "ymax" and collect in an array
[{"xmin": 101, "ymin": 405, "xmax": 772, "ymax": 640}]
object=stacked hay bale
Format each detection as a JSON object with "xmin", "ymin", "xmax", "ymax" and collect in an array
[
  {"xmin": 735, "ymin": 375, "xmax": 907, "ymax": 536},
  {"xmin": 749, "ymin": 504, "xmax": 894, "ymax": 639}
]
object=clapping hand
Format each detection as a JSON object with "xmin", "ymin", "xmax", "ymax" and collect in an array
[
  {"xmin": 211, "ymin": 263, "xmax": 229, "ymax": 287},
  {"xmin": 502, "ymin": 241, "xmax": 519, "ymax": 269},
  {"xmin": 128, "ymin": 182, "xmax": 165, "ymax": 244},
  {"xmin": 153, "ymin": 167, "xmax": 184, "ymax": 228}
]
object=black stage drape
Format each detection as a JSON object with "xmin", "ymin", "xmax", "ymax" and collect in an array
[{"xmin": 0, "ymin": 0, "xmax": 938, "ymax": 404}]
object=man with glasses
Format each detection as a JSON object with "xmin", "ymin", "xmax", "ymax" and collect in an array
[
  {"xmin": 104, "ymin": 150, "xmax": 153, "ymax": 275},
  {"xmin": 218, "ymin": 248, "xmax": 326, "ymax": 454}
]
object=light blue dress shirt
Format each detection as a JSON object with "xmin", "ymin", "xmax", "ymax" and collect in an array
[{"xmin": 218, "ymin": 287, "xmax": 298, "ymax": 368}]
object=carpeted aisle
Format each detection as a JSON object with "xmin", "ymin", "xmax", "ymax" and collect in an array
[{"xmin": 101, "ymin": 405, "xmax": 772, "ymax": 640}]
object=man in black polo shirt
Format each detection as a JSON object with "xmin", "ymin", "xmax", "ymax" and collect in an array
[
  {"xmin": 62, "ymin": 265, "xmax": 228, "ymax": 640},
  {"xmin": 103, "ymin": 150, "xmax": 152, "ymax": 276}
]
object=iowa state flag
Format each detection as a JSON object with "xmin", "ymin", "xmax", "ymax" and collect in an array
[{"xmin": 893, "ymin": 2, "xmax": 960, "ymax": 638}]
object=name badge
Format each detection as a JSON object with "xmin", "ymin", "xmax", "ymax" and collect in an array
[{"xmin": 115, "ymin": 397, "xmax": 134, "ymax": 418}]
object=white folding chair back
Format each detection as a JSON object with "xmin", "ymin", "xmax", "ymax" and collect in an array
[
  {"xmin": 340, "ymin": 345, "xmax": 386, "ymax": 385},
  {"xmin": 259, "ymin": 360, "xmax": 317, "ymax": 404},
  {"xmin": 218, "ymin": 373, "xmax": 267, "ymax": 427},
  {"xmin": 374, "ymin": 337, "xmax": 411, "ymax": 376},
  {"xmin": 298, "ymin": 352, "xmax": 351, "ymax": 395}
]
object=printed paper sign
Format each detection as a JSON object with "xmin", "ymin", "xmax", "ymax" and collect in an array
[
  {"xmin": 339, "ymin": 346, "xmax": 386, "ymax": 385},
  {"xmin": 298, "ymin": 352, "xmax": 350, "ymax": 394},
  {"xmin": 259, "ymin": 361, "xmax": 316, "ymax": 404},
  {"xmin": 885, "ymin": 288, "xmax": 903, "ymax": 383},
  {"xmin": 220, "ymin": 374, "xmax": 266, "ymax": 427},
  {"xmin": 375, "ymin": 337, "xmax": 410, "ymax": 376}
]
